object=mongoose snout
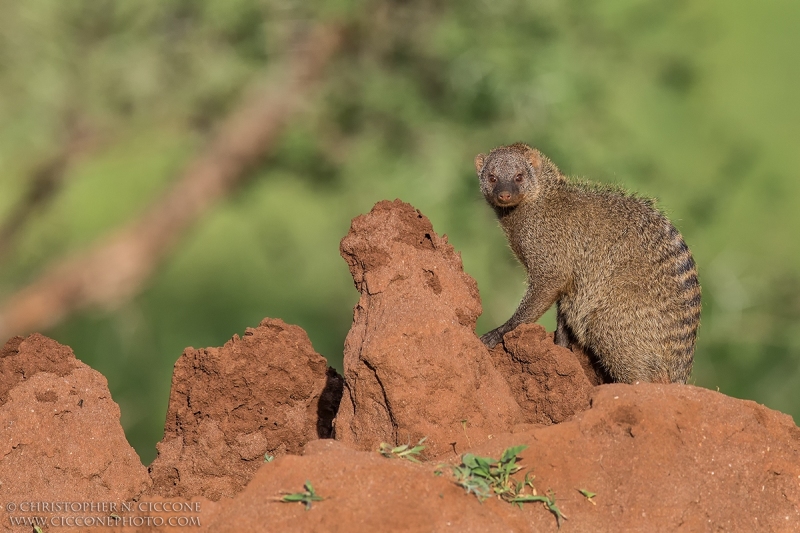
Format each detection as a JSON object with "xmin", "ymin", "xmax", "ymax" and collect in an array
[{"xmin": 475, "ymin": 148, "xmax": 535, "ymax": 208}]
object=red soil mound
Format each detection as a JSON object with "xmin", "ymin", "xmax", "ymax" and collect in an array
[
  {"xmin": 334, "ymin": 200, "xmax": 522, "ymax": 457},
  {"xmin": 148, "ymin": 318, "xmax": 342, "ymax": 501},
  {"xmin": 1, "ymin": 199, "xmax": 799, "ymax": 533},
  {"xmin": 0, "ymin": 334, "xmax": 150, "ymax": 532},
  {"xmin": 196, "ymin": 384, "xmax": 800, "ymax": 532},
  {"xmin": 490, "ymin": 323, "xmax": 593, "ymax": 425}
]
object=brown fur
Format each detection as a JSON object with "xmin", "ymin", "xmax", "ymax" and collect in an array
[{"xmin": 475, "ymin": 143, "xmax": 700, "ymax": 384}]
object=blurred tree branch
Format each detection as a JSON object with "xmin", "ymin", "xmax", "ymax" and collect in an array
[
  {"xmin": 0, "ymin": 23, "xmax": 342, "ymax": 341},
  {"xmin": 0, "ymin": 112, "xmax": 101, "ymax": 262}
]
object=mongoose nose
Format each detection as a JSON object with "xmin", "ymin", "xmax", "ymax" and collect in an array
[{"xmin": 497, "ymin": 191, "xmax": 512, "ymax": 202}]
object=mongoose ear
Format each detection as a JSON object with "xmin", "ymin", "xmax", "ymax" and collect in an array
[
  {"xmin": 474, "ymin": 154, "xmax": 486, "ymax": 175},
  {"xmin": 527, "ymin": 150, "xmax": 542, "ymax": 169}
]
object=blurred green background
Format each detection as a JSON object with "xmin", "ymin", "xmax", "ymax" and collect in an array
[{"xmin": 1, "ymin": 0, "xmax": 798, "ymax": 464}]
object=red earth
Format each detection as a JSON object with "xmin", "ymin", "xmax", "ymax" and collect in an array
[{"xmin": 1, "ymin": 200, "xmax": 798, "ymax": 532}]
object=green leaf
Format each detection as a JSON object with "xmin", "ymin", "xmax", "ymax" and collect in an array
[
  {"xmin": 379, "ymin": 437, "xmax": 427, "ymax": 462},
  {"xmin": 280, "ymin": 480, "xmax": 324, "ymax": 510},
  {"xmin": 470, "ymin": 456, "xmax": 493, "ymax": 477},
  {"xmin": 524, "ymin": 472, "xmax": 536, "ymax": 488},
  {"xmin": 546, "ymin": 490, "xmax": 568, "ymax": 528},
  {"xmin": 500, "ymin": 445, "xmax": 528, "ymax": 464},
  {"xmin": 461, "ymin": 453, "xmax": 478, "ymax": 468},
  {"xmin": 510, "ymin": 494, "xmax": 549, "ymax": 504}
]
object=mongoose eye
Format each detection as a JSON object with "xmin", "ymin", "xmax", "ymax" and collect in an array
[
  {"xmin": 514, "ymin": 173, "xmax": 524, "ymax": 182},
  {"xmin": 488, "ymin": 174, "xmax": 497, "ymax": 184}
]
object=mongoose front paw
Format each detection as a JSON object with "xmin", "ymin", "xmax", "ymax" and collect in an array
[{"xmin": 480, "ymin": 328, "xmax": 505, "ymax": 349}]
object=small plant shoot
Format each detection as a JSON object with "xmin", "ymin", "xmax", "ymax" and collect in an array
[
  {"xmin": 578, "ymin": 488, "xmax": 597, "ymax": 505},
  {"xmin": 280, "ymin": 481, "xmax": 324, "ymax": 510},
  {"xmin": 444, "ymin": 445, "xmax": 567, "ymax": 528},
  {"xmin": 378, "ymin": 437, "xmax": 427, "ymax": 463}
]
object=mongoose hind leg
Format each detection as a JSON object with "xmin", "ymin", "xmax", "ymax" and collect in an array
[
  {"xmin": 554, "ymin": 304, "xmax": 574, "ymax": 349},
  {"xmin": 556, "ymin": 306, "xmax": 612, "ymax": 385}
]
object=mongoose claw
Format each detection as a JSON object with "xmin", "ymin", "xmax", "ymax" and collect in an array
[{"xmin": 480, "ymin": 328, "xmax": 505, "ymax": 349}]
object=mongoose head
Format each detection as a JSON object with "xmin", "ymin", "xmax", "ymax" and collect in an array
[{"xmin": 474, "ymin": 143, "xmax": 547, "ymax": 209}]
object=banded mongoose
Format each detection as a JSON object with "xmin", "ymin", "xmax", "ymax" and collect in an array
[{"xmin": 475, "ymin": 143, "xmax": 700, "ymax": 384}]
